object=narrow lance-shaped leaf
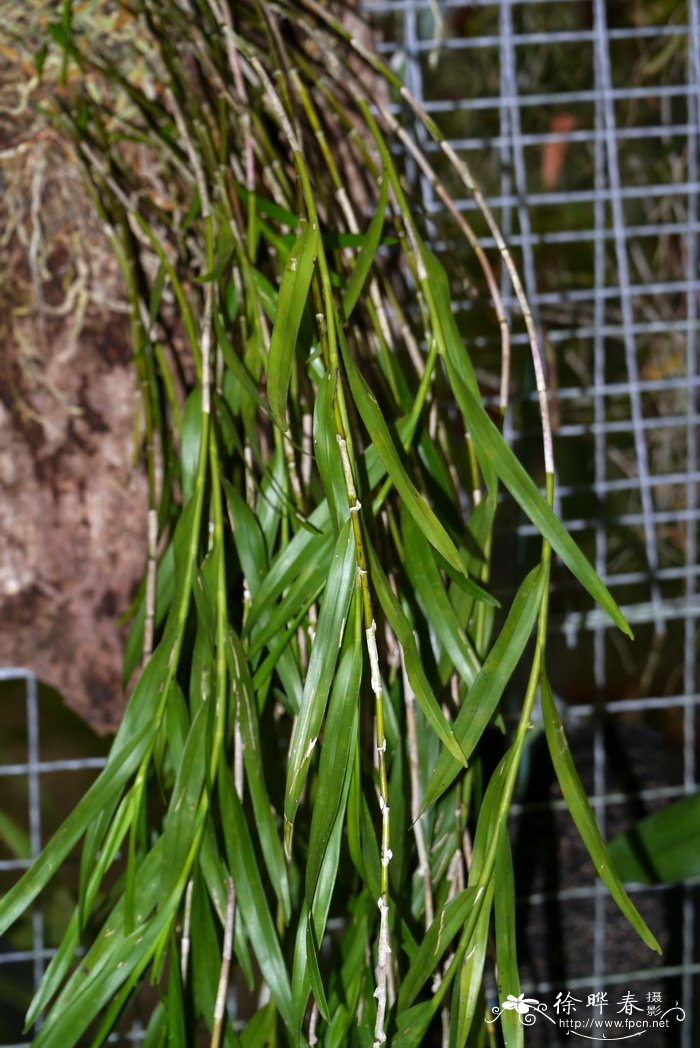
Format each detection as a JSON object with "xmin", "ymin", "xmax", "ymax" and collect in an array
[
  {"xmin": 396, "ymin": 755, "xmax": 512, "ymax": 1039},
  {"xmin": 226, "ymin": 627, "xmax": 291, "ymax": 921},
  {"xmin": 422, "ymin": 564, "xmax": 545, "ymax": 812},
  {"xmin": 392, "ymin": 1002, "xmax": 440, "ymax": 1048},
  {"xmin": 289, "ymin": 691, "xmax": 358, "ymax": 1035},
  {"xmin": 248, "ymin": 539, "xmax": 332, "ymax": 660},
  {"xmin": 314, "ymin": 371, "xmax": 349, "ymax": 534},
  {"xmin": 494, "ymin": 824, "xmax": 524, "ymax": 1048},
  {"xmin": 341, "ymin": 172, "xmax": 388, "ymax": 320},
  {"xmin": 284, "ymin": 519, "xmax": 356, "ymax": 840},
  {"xmin": 267, "ymin": 219, "xmax": 318, "ymax": 430},
  {"xmin": 122, "ymin": 541, "xmax": 175, "ymax": 686},
  {"xmin": 541, "ymin": 672, "xmax": 661, "ymax": 953},
  {"xmin": 305, "ymin": 618, "xmax": 362, "ymax": 904},
  {"xmin": 218, "ymin": 765, "xmax": 294, "ymax": 1031},
  {"xmin": 32, "ymin": 900, "xmax": 179, "ymax": 1048},
  {"xmin": 0, "ymin": 710, "xmax": 154, "ymax": 939},
  {"xmin": 292, "ymin": 729, "xmax": 358, "ymax": 1037},
  {"xmin": 31, "ymin": 831, "xmax": 179, "ymax": 1045},
  {"xmin": 27, "ymin": 788, "xmax": 137, "ymax": 1027},
  {"xmin": 366, "ymin": 540, "xmax": 469, "ymax": 768},
  {"xmin": 396, "ymin": 888, "xmax": 480, "ymax": 1012},
  {"xmin": 306, "ymin": 915, "xmax": 331, "ymax": 1023},
  {"xmin": 223, "ymin": 479, "xmax": 268, "ymax": 597},
  {"xmin": 165, "ymin": 934, "xmax": 187, "ymax": 1048},
  {"xmin": 190, "ymin": 875, "xmax": 243, "ymax": 1048},
  {"xmin": 213, "ymin": 311, "xmax": 266, "ymax": 412},
  {"xmin": 401, "ymin": 505, "xmax": 484, "ymax": 687},
  {"xmin": 607, "ymin": 792, "xmax": 700, "ymax": 885},
  {"xmin": 198, "ymin": 818, "xmax": 255, "ymax": 989},
  {"xmin": 443, "ymin": 358, "xmax": 633, "ymax": 639},
  {"xmin": 240, "ymin": 1006, "xmax": 276, "ymax": 1048},
  {"xmin": 245, "ymin": 500, "xmax": 332, "ymax": 631},
  {"xmin": 338, "ymin": 324, "xmax": 469, "ymax": 578},
  {"xmin": 449, "ymin": 881, "xmax": 494, "ymax": 1048}
]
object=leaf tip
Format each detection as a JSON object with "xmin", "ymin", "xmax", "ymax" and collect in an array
[{"xmin": 615, "ymin": 611, "xmax": 634, "ymax": 640}]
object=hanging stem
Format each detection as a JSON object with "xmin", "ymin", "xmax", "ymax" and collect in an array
[
  {"xmin": 254, "ymin": 59, "xmax": 395, "ymax": 1042},
  {"xmin": 210, "ymin": 879, "xmax": 236, "ymax": 1048}
]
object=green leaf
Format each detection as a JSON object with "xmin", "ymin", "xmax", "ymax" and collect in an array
[
  {"xmin": 306, "ymin": 914, "xmax": 331, "ymax": 1023},
  {"xmin": 194, "ymin": 222, "xmax": 235, "ymax": 282},
  {"xmin": 226, "ymin": 628, "xmax": 291, "ymax": 920},
  {"xmin": 305, "ymin": 615, "xmax": 362, "ymax": 903},
  {"xmin": 401, "ymin": 506, "xmax": 483, "ymax": 687},
  {"xmin": 122, "ymin": 542, "xmax": 175, "ymax": 686},
  {"xmin": 248, "ymin": 540, "xmax": 331, "ymax": 661},
  {"xmin": 245, "ymin": 501, "xmax": 331, "ymax": 632},
  {"xmin": 397, "ymin": 888, "xmax": 480, "ymax": 1012},
  {"xmin": 26, "ymin": 787, "xmax": 137, "ymax": 1027},
  {"xmin": 133, "ymin": 213, "xmax": 199, "ymax": 360},
  {"xmin": 159, "ymin": 702, "xmax": 209, "ymax": 902},
  {"xmin": 222, "ymin": 479, "xmax": 268, "ymax": 597},
  {"xmin": 341, "ymin": 173, "xmax": 388, "ymax": 320},
  {"xmin": 214, "ymin": 311, "xmax": 265, "ymax": 412},
  {"xmin": 449, "ymin": 881, "xmax": 493, "ymax": 1048},
  {"xmin": 235, "ymin": 183, "xmax": 298, "ymax": 228},
  {"xmin": 181, "ymin": 387, "xmax": 203, "ymax": 506},
  {"xmin": 0, "ymin": 713, "xmax": 153, "ymax": 939},
  {"xmin": 292, "ymin": 741, "xmax": 357, "ymax": 1036},
  {"xmin": 422, "ymin": 565, "xmax": 545, "ymax": 811},
  {"xmin": 224, "ymin": 277, "xmax": 239, "ymax": 325},
  {"xmin": 366, "ymin": 541, "xmax": 468, "ymax": 767},
  {"xmin": 35, "ymin": 41, "xmax": 49, "ymax": 77},
  {"xmin": 165, "ymin": 937, "xmax": 187, "ymax": 1046},
  {"xmin": 324, "ymin": 906, "xmax": 370, "ymax": 1048},
  {"xmin": 218, "ymin": 765, "xmax": 294, "ymax": 1031},
  {"xmin": 313, "ymin": 371, "xmax": 348, "ymax": 533},
  {"xmin": 393, "ymin": 1002, "xmax": 438, "ymax": 1048},
  {"xmin": 608, "ymin": 791, "xmax": 700, "ymax": 884},
  {"xmin": 494, "ymin": 825, "xmax": 523, "ymax": 1048},
  {"xmin": 267, "ymin": 220, "xmax": 318, "ymax": 430},
  {"xmin": 0, "ymin": 811, "xmax": 30, "ymax": 860},
  {"xmin": 32, "ymin": 835, "xmax": 180, "ymax": 1046},
  {"xmin": 190, "ymin": 874, "xmax": 243, "ymax": 1048},
  {"xmin": 34, "ymin": 911, "xmax": 175, "ymax": 1047},
  {"xmin": 339, "ymin": 327, "xmax": 467, "ymax": 577},
  {"xmin": 240, "ymin": 1005, "xmax": 276, "ymax": 1047},
  {"xmin": 541, "ymin": 672, "xmax": 661, "ymax": 952},
  {"xmin": 284, "ymin": 520, "xmax": 356, "ymax": 838},
  {"xmin": 444, "ymin": 359, "xmax": 633, "ymax": 639},
  {"xmin": 142, "ymin": 1001, "xmax": 166, "ymax": 1048}
]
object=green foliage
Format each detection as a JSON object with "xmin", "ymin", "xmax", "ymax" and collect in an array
[
  {"xmin": 1, "ymin": 1, "xmax": 659, "ymax": 1044},
  {"xmin": 607, "ymin": 792, "xmax": 700, "ymax": 884}
]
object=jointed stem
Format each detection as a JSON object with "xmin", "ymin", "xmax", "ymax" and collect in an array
[{"xmin": 254, "ymin": 60, "xmax": 395, "ymax": 1042}]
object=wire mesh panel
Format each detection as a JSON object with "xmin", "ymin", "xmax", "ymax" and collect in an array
[
  {"xmin": 0, "ymin": 671, "xmax": 135, "ymax": 1046},
  {"xmin": 0, "ymin": 669, "xmax": 46, "ymax": 1045},
  {"xmin": 362, "ymin": 0, "xmax": 700, "ymax": 1042}
]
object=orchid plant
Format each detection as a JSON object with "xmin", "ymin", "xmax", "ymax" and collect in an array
[{"xmin": 0, "ymin": 2, "xmax": 659, "ymax": 1046}]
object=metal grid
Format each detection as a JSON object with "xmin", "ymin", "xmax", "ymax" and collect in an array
[
  {"xmin": 0, "ymin": 668, "xmax": 46, "ymax": 1041},
  {"xmin": 1, "ymin": 2, "xmax": 699, "ymax": 1044},
  {"xmin": 0, "ymin": 670, "xmax": 118, "ymax": 1045},
  {"xmin": 363, "ymin": 0, "xmax": 700, "ymax": 1042}
]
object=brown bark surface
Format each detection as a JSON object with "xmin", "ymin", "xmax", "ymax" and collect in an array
[
  {"xmin": 0, "ymin": 2, "xmax": 380, "ymax": 732},
  {"xmin": 0, "ymin": 113, "xmax": 147, "ymax": 733}
]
